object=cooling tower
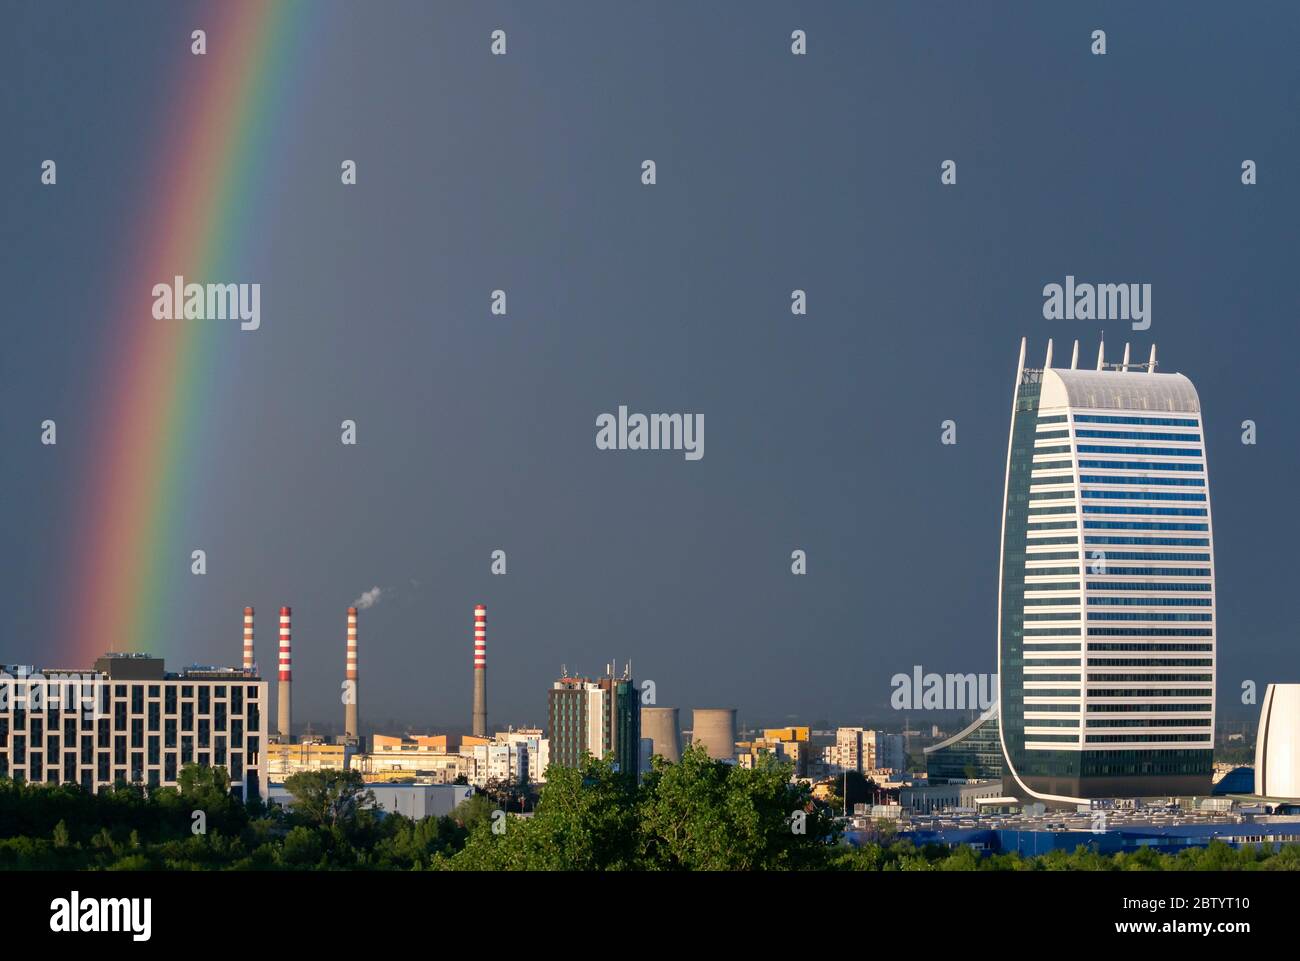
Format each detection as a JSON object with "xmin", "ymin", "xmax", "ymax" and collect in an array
[
  {"xmin": 692, "ymin": 708, "xmax": 737, "ymax": 761},
  {"xmin": 472, "ymin": 604, "xmax": 487, "ymax": 737},
  {"xmin": 1256, "ymin": 684, "xmax": 1300, "ymax": 799},
  {"xmin": 277, "ymin": 606, "xmax": 292, "ymax": 740},
  {"xmin": 641, "ymin": 707, "xmax": 682, "ymax": 762},
  {"xmin": 344, "ymin": 607, "xmax": 359, "ymax": 739}
]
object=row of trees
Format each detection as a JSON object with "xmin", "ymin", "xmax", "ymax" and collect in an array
[
  {"xmin": 0, "ymin": 764, "xmax": 472, "ymax": 870},
  {"xmin": 1, "ymin": 746, "xmax": 1298, "ymax": 870}
]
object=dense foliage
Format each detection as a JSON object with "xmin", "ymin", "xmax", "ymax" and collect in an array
[{"xmin": 1, "ymin": 746, "xmax": 1297, "ymax": 871}]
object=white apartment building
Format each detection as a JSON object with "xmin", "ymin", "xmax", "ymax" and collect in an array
[
  {"xmin": 826, "ymin": 728, "xmax": 906, "ymax": 775},
  {"xmin": 469, "ymin": 732, "xmax": 549, "ymax": 787}
]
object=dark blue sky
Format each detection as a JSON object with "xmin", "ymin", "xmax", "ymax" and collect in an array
[{"xmin": 2, "ymin": 1, "xmax": 1297, "ymax": 732}]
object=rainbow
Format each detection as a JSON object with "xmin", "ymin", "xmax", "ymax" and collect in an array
[{"xmin": 62, "ymin": 1, "xmax": 311, "ymax": 665}]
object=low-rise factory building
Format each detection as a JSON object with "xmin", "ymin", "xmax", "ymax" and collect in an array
[{"xmin": 268, "ymin": 781, "xmax": 474, "ymax": 820}]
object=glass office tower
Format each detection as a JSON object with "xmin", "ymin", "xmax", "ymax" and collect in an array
[
  {"xmin": 925, "ymin": 708, "xmax": 1005, "ymax": 783},
  {"xmin": 997, "ymin": 339, "xmax": 1215, "ymax": 802}
]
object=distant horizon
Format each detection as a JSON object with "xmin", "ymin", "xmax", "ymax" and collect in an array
[{"xmin": 0, "ymin": 643, "xmax": 1269, "ymax": 734}]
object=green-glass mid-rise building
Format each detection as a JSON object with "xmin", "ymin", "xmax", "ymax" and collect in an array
[
  {"xmin": 546, "ymin": 669, "xmax": 640, "ymax": 774},
  {"xmin": 925, "ymin": 708, "xmax": 1005, "ymax": 783}
]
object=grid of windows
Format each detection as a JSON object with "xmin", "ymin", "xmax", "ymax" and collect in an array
[
  {"xmin": 1072, "ymin": 415, "xmax": 1199, "ymax": 427},
  {"xmin": 1075, "ymin": 430, "xmax": 1201, "ymax": 442},
  {"xmin": 1073, "ymin": 402, "xmax": 1213, "ymax": 754},
  {"xmin": 1079, "ymin": 475, "xmax": 1205, "ymax": 487},
  {"xmin": 1077, "ymin": 460, "xmax": 1202, "ymax": 472},
  {"xmin": 0, "ymin": 675, "xmax": 264, "ymax": 799},
  {"xmin": 1085, "ymin": 536, "xmax": 1211, "ymax": 546},
  {"xmin": 999, "ymin": 359, "xmax": 1215, "ymax": 801},
  {"xmin": 1076, "ymin": 445, "xmax": 1202, "ymax": 457}
]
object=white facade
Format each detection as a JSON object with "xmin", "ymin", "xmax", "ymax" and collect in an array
[
  {"xmin": 586, "ymin": 687, "xmax": 607, "ymax": 761},
  {"xmin": 0, "ymin": 658, "xmax": 267, "ymax": 800},
  {"xmin": 468, "ymin": 733, "xmax": 550, "ymax": 787},
  {"xmin": 998, "ymin": 341, "xmax": 1216, "ymax": 802},
  {"xmin": 1256, "ymin": 684, "xmax": 1300, "ymax": 799},
  {"xmin": 471, "ymin": 743, "xmax": 520, "ymax": 786},
  {"xmin": 900, "ymin": 779, "xmax": 1006, "ymax": 815},
  {"xmin": 826, "ymin": 728, "xmax": 905, "ymax": 774},
  {"xmin": 833, "ymin": 728, "xmax": 865, "ymax": 773},
  {"xmin": 497, "ymin": 728, "xmax": 549, "ymax": 782},
  {"xmin": 269, "ymin": 781, "xmax": 473, "ymax": 819},
  {"xmin": 531, "ymin": 737, "xmax": 549, "ymax": 781}
]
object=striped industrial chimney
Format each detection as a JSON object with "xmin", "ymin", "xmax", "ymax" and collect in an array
[
  {"xmin": 278, "ymin": 606, "xmax": 292, "ymax": 741},
  {"xmin": 472, "ymin": 604, "xmax": 487, "ymax": 737},
  {"xmin": 242, "ymin": 607, "xmax": 255, "ymax": 670},
  {"xmin": 344, "ymin": 607, "xmax": 359, "ymax": 739}
]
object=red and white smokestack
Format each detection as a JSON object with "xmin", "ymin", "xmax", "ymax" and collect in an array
[
  {"xmin": 278, "ymin": 606, "xmax": 292, "ymax": 741},
  {"xmin": 345, "ymin": 606, "xmax": 359, "ymax": 739},
  {"xmin": 242, "ymin": 606, "xmax": 255, "ymax": 670},
  {"xmin": 472, "ymin": 604, "xmax": 487, "ymax": 737}
]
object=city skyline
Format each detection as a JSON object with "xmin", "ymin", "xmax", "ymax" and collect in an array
[
  {"xmin": 4, "ymin": 2, "xmax": 1298, "ymax": 730},
  {"xmin": 4, "ymin": 0, "xmax": 1299, "ymax": 933}
]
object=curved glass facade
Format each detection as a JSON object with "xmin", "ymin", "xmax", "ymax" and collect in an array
[
  {"xmin": 996, "ymin": 344, "xmax": 1215, "ymax": 802},
  {"xmin": 925, "ymin": 709, "xmax": 1005, "ymax": 783}
]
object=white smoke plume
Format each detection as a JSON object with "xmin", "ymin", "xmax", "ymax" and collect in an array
[{"xmin": 353, "ymin": 586, "xmax": 384, "ymax": 610}]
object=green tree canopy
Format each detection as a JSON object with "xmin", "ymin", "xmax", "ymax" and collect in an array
[{"xmin": 282, "ymin": 769, "xmax": 375, "ymax": 829}]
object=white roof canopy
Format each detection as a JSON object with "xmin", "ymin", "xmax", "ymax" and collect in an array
[{"xmin": 1040, "ymin": 368, "xmax": 1200, "ymax": 413}]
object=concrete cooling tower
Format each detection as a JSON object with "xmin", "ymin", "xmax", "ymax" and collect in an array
[
  {"xmin": 692, "ymin": 708, "xmax": 737, "ymax": 761},
  {"xmin": 641, "ymin": 707, "xmax": 682, "ymax": 763}
]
